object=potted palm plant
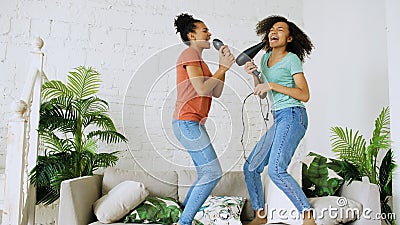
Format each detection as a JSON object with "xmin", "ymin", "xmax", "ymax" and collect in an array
[
  {"xmin": 330, "ymin": 106, "xmax": 396, "ymax": 225},
  {"xmin": 30, "ymin": 66, "xmax": 127, "ymax": 205}
]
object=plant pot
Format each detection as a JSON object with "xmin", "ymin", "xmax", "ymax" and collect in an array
[{"xmin": 339, "ymin": 177, "xmax": 381, "ymax": 225}]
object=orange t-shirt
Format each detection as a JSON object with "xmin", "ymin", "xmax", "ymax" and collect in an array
[{"xmin": 173, "ymin": 47, "xmax": 212, "ymax": 124}]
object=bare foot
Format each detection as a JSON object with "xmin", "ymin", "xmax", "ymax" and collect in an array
[
  {"xmin": 303, "ymin": 211, "xmax": 316, "ymax": 225},
  {"xmin": 303, "ymin": 220, "xmax": 316, "ymax": 225},
  {"xmin": 247, "ymin": 209, "xmax": 267, "ymax": 225}
]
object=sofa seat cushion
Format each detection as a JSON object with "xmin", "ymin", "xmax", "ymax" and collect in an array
[
  {"xmin": 178, "ymin": 170, "xmax": 254, "ymax": 221},
  {"xmin": 89, "ymin": 223, "xmax": 163, "ymax": 225},
  {"xmin": 309, "ymin": 196, "xmax": 363, "ymax": 224},
  {"xmin": 102, "ymin": 168, "xmax": 178, "ymax": 199},
  {"xmin": 89, "ymin": 221, "xmax": 254, "ymax": 225}
]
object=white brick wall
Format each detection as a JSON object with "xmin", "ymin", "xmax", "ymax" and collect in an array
[
  {"xmin": 0, "ymin": 0, "xmax": 304, "ymax": 224},
  {"xmin": 1, "ymin": 0, "xmax": 305, "ymax": 170}
]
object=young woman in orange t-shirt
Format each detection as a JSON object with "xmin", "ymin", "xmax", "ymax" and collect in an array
[{"xmin": 172, "ymin": 13, "xmax": 235, "ymax": 225}]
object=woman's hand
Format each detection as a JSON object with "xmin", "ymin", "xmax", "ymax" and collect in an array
[
  {"xmin": 244, "ymin": 59, "xmax": 258, "ymax": 75},
  {"xmin": 218, "ymin": 45, "xmax": 235, "ymax": 71},
  {"xmin": 254, "ymin": 82, "xmax": 272, "ymax": 96}
]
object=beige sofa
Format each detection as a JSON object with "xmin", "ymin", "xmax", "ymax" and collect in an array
[
  {"xmin": 58, "ymin": 163, "xmax": 380, "ymax": 225},
  {"xmin": 58, "ymin": 167, "xmax": 262, "ymax": 225}
]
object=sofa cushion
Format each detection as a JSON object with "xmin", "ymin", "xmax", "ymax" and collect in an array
[
  {"xmin": 102, "ymin": 168, "xmax": 178, "ymax": 199},
  {"xmin": 93, "ymin": 180, "xmax": 149, "ymax": 223},
  {"xmin": 123, "ymin": 196, "xmax": 182, "ymax": 224},
  {"xmin": 309, "ymin": 196, "xmax": 363, "ymax": 224},
  {"xmin": 178, "ymin": 170, "xmax": 254, "ymax": 221},
  {"xmin": 194, "ymin": 195, "xmax": 245, "ymax": 225}
]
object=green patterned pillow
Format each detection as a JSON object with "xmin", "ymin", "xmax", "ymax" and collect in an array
[
  {"xmin": 123, "ymin": 196, "xmax": 182, "ymax": 224},
  {"xmin": 194, "ymin": 195, "xmax": 245, "ymax": 225}
]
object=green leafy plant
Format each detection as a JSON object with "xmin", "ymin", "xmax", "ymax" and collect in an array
[
  {"xmin": 302, "ymin": 152, "xmax": 361, "ymax": 197},
  {"xmin": 302, "ymin": 152, "xmax": 344, "ymax": 197},
  {"xmin": 330, "ymin": 106, "xmax": 396, "ymax": 225},
  {"xmin": 29, "ymin": 66, "xmax": 127, "ymax": 205}
]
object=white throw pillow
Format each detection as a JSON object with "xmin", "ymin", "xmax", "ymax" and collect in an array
[
  {"xmin": 309, "ymin": 196, "xmax": 363, "ymax": 225},
  {"xmin": 93, "ymin": 180, "xmax": 149, "ymax": 223},
  {"xmin": 194, "ymin": 195, "xmax": 245, "ymax": 225}
]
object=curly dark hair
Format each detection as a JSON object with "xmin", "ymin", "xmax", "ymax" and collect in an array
[
  {"xmin": 174, "ymin": 13, "xmax": 202, "ymax": 46},
  {"xmin": 256, "ymin": 15, "xmax": 313, "ymax": 62}
]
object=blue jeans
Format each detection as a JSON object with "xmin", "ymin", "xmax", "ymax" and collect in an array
[
  {"xmin": 172, "ymin": 120, "xmax": 222, "ymax": 225},
  {"xmin": 243, "ymin": 106, "xmax": 311, "ymax": 213}
]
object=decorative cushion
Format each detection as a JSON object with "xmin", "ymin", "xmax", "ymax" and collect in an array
[
  {"xmin": 178, "ymin": 170, "xmax": 253, "ymax": 221},
  {"xmin": 123, "ymin": 196, "xmax": 182, "ymax": 224},
  {"xmin": 102, "ymin": 168, "xmax": 178, "ymax": 199},
  {"xmin": 302, "ymin": 152, "xmax": 346, "ymax": 197},
  {"xmin": 194, "ymin": 196, "xmax": 245, "ymax": 225},
  {"xmin": 93, "ymin": 180, "xmax": 149, "ymax": 223},
  {"xmin": 309, "ymin": 196, "xmax": 363, "ymax": 224}
]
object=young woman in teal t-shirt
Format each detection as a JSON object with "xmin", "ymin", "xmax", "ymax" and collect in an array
[{"xmin": 243, "ymin": 15, "xmax": 315, "ymax": 225}]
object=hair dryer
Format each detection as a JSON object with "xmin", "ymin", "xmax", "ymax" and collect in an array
[
  {"xmin": 212, "ymin": 39, "xmax": 266, "ymax": 82},
  {"xmin": 236, "ymin": 41, "xmax": 266, "ymax": 81}
]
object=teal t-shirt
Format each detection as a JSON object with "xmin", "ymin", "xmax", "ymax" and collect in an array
[{"xmin": 260, "ymin": 51, "xmax": 305, "ymax": 111}]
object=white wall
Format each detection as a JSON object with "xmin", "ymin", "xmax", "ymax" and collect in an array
[
  {"xmin": 302, "ymin": 0, "xmax": 389, "ymax": 157},
  {"xmin": 0, "ymin": 0, "xmax": 303, "ymax": 174},
  {"xmin": 386, "ymin": 0, "xmax": 400, "ymax": 222}
]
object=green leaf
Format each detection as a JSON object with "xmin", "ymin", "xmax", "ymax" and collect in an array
[
  {"xmin": 372, "ymin": 106, "xmax": 390, "ymax": 138},
  {"xmin": 67, "ymin": 66, "xmax": 101, "ymax": 99},
  {"xmin": 82, "ymin": 139, "xmax": 97, "ymax": 154},
  {"xmin": 75, "ymin": 97, "xmax": 108, "ymax": 116},
  {"xmin": 327, "ymin": 159, "xmax": 362, "ymax": 183},
  {"xmin": 92, "ymin": 152, "xmax": 119, "ymax": 171},
  {"xmin": 330, "ymin": 127, "xmax": 368, "ymax": 176},
  {"xmin": 87, "ymin": 130, "xmax": 128, "ymax": 143},
  {"xmin": 83, "ymin": 112, "xmax": 116, "ymax": 131},
  {"xmin": 41, "ymin": 80, "xmax": 74, "ymax": 101},
  {"xmin": 380, "ymin": 150, "xmax": 396, "ymax": 195},
  {"xmin": 302, "ymin": 152, "xmax": 344, "ymax": 197},
  {"xmin": 39, "ymin": 97, "xmax": 77, "ymax": 133},
  {"xmin": 38, "ymin": 131, "xmax": 74, "ymax": 154},
  {"xmin": 194, "ymin": 219, "xmax": 205, "ymax": 225}
]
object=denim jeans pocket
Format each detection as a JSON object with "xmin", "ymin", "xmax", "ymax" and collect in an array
[
  {"xmin": 180, "ymin": 120, "xmax": 202, "ymax": 141},
  {"xmin": 173, "ymin": 120, "xmax": 211, "ymax": 152},
  {"xmin": 296, "ymin": 107, "xmax": 308, "ymax": 130}
]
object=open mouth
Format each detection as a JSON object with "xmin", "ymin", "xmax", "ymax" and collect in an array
[{"xmin": 270, "ymin": 36, "xmax": 279, "ymax": 42}]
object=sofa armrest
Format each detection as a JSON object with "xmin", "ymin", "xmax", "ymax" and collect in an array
[{"xmin": 58, "ymin": 175, "xmax": 102, "ymax": 225}]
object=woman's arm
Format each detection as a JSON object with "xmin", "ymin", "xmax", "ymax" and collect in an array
[
  {"xmin": 186, "ymin": 45, "xmax": 234, "ymax": 97},
  {"xmin": 212, "ymin": 72, "xmax": 225, "ymax": 98},
  {"xmin": 244, "ymin": 60, "xmax": 268, "ymax": 99},
  {"xmin": 186, "ymin": 66, "xmax": 227, "ymax": 96},
  {"xmin": 255, "ymin": 72, "xmax": 310, "ymax": 102}
]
